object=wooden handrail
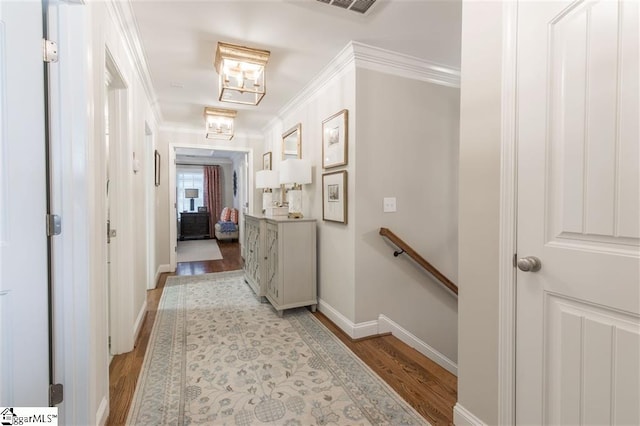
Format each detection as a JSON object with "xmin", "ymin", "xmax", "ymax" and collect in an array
[{"xmin": 379, "ymin": 227, "xmax": 458, "ymax": 296}]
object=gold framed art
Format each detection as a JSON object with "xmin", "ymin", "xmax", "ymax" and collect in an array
[
  {"xmin": 322, "ymin": 170, "xmax": 347, "ymax": 224},
  {"xmin": 322, "ymin": 109, "xmax": 348, "ymax": 169},
  {"xmin": 263, "ymin": 151, "xmax": 272, "ymax": 170},
  {"xmin": 282, "ymin": 123, "xmax": 301, "ymax": 160}
]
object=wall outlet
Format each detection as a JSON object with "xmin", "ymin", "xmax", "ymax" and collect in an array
[{"xmin": 383, "ymin": 197, "xmax": 396, "ymax": 212}]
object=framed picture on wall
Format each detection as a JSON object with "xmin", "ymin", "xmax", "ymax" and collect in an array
[
  {"xmin": 263, "ymin": 151, "xmax": 272, "ymax": 170},
  {"xmin": 322, "ymin": 109, "xmax": 348, "ymax": 169},
  {"xmin": 154, "ymin": 150, "xmax": 161, "ymax": 187},
  {"xmin": 322, "ymin": 170, "xmax": 347, "ymax": 224}
]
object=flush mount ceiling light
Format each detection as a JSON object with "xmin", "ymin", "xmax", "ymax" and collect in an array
[
  {"xmin": 204, "ymin": 107, "xmax": 237, "ymax": 140},
  {"xmin": 214, "ymin": 42, "xmax": 270, "ymax": 106}
]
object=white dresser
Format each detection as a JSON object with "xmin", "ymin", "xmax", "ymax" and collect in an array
[{"xmin": 243, "ymin": 214, "xmax": 317, "ymax": 316}]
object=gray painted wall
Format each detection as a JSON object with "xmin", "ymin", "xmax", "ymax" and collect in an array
[
  {"xmin": 262, "ymin": 67, "xmax": 358, "ymax": 321},
  {"xmin": 457, "ymin": 1, "xmax": 505, "ymax": 424},
  {"xmin": 262, "ymin": 64, "xmax": 460, "ymax": 364},
  {"xmin": 354, "ymin": 69, "xmax": 460, "ymax": 362}
]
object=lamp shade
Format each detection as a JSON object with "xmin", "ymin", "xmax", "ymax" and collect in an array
[
  {"xmin": 279, "ymin": 159, "xmax": 311, "ymax": 185},
  {"xmin": 185, "ymin": 188, "xmax": 199, "ymax": 198},
  {"xmin": 255, "ymin": 170, "xmax": 280, "ymax": 189}
]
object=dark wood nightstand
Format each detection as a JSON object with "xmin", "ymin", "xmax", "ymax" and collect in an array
[{"xmin": 180, "ymin": 212, "xmax": 210, "ymax": 240}]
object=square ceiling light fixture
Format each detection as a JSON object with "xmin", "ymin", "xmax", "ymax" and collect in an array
[
  {"xmin": 204, "ymin": 107, "xmax": 237, "ymax": 140},
  {"xmin": 214, "ymin": 42, "xmax": 270, "ymax": 106}
]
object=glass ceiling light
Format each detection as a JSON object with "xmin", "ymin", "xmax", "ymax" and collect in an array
[
  {"xmin": 204, "ymin": 107, "xmax": 237, "ymax": 140},
  {"xmin": 214, "ymin": 42, "xmax": 270, "ymax": 106}
]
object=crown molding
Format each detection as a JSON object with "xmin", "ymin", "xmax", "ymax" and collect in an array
[
  {"xmin": 108, "ymin": 0, "xmax": 163, "ymax": 125},
  {"xmin": 264, "ymin": 41, "xmax": 460, "ymax": 132},
  {"xmin": 351, "ymin": 41, "xmax": 460, "ymax": 88},
  {"xmin": 263, "ymin": 41, "xmax": 356, "ymax": 132}
]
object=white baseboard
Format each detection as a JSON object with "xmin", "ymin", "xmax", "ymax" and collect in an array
[
  {"xmin": 318, "ymin": 299, "xmax": 458, "ymax": 376},
  {"xmin": 133, "ymin": 300, "xmax": 147, "ymax": 342},
  {"xmin": 453, "ymin": 403, "xmax": 487, "ymax": 426},
  {"xmin": 154, "ymin": 264, "xmax": 172, "ymax": 286},
  {"xmin": 318, "ymin": 299, "xmax": 378, "ymax": 339},
  {"xmin": 378, "ymin": 314, "xmax": 458, "ymax": 376},
  {"xmin": 318, "ymin": 299, "xmax": 361, "ymax": 339},
  {"xmin": 96, "ymin": 396, "xmax": 108, "ymax": 426}
]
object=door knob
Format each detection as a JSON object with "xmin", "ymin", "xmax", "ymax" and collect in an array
[{"xmin": 517, "ymin": 256, "xmax": 542, "ymax": 272}]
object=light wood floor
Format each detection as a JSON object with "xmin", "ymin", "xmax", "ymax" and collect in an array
[{"xmin": 106, "ymin": 240, "xmax": 457, "ymax": 425}]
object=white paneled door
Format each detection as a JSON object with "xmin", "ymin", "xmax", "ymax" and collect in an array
[
  {"xmin": 516, "ymin": 1, "xmax": 639, "ymax": 424},
  {"xmin": 0, "ymin": 1, "xmax": 50, "ymax": 405}
]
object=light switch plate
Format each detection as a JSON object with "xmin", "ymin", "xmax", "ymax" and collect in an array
[{"xmin": 383, "ymin": 197, "xmax": 396, "ymax": 212}]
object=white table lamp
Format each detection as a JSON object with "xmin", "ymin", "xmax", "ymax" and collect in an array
[
  {"xmin": 255, "ymin": 170, "xmax": 280, "ymax": 212},
  {"xmin": 279, "ymin": 159, "xmax": 311, "ymax": 218}
]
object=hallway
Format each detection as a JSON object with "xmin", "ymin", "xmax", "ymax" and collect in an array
[{"xmin": 106, "ymin": 242, "xmax": 457, "ymax": 425}]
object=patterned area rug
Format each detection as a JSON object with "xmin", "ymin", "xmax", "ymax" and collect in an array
[{"xmin": 127, "ymin": 271, "xmax": 429, "ymax": 425}]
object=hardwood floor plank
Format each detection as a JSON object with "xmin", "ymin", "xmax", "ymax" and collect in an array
[{"xmin": 106, "ymin": 240, "xmax": 457, "ymax": 425}]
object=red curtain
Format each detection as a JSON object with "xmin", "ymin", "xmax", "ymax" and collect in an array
[{"xmin": 203, "ymin": 165, "xmax": 222, "ymax": 237}]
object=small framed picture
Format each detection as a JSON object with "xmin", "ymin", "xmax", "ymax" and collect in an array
[
  {"xmin": 154, "ymin": 150, "xmax": 161, "ymax": 187},
  {"xmin": 263, "ymin": 151, "xmax": 272, "ymax": 170},
  {"xmin": 322, "ymin": 170, "xmax": 347, "ymax": 224},
  {"xmin": 197, "ymin": 206, "xmax": 207, "ymax": 212},
  {"xmin": 322, "ymin": 109, "xmax": 348, "ymax": 169}
]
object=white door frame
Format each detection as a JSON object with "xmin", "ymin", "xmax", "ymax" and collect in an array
[
  {"xmin": 46, "ymin": 1, "xmax": 93, "ymax": 422},
  {"xmin": 105, "ymin": 48, "xmax": 135, "ymax": 355},
  {"xmin": 497, "ymin": 1, "xmax": 519, "ymax": 424},
  {"xmin": 145, "ymin": 123, "xmax": 155, "ymax": 289},
  {"xmin": 168, "ymin": 142, "xmax": 253, "ymax": 271}
]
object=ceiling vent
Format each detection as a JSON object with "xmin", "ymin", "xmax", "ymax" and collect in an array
[{"xmin": 317, "ymin": 0, "xmax": 376, "ymax": 15}]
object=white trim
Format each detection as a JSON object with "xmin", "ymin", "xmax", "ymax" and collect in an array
[
  {"xmin": 133, "ymin": 299, "xmax": 147, "ymax": 342},
  {"xmin": 378, "ymin": 315, "xmax": 457, "ymax": 376},
  {"xmin": 498, "ymin": 2, "xmax": 519, "ymax": 425},
  {"xmin": 318, "ymin": 299, "xmax": 364, "ymax": 339},
  {"xmin": 107, "ymin": 0, "xmax": 162, "ymax": 124},
  {"xmin": 317, "ymin": 300, "xmax": 458, "ymax": 375},
  {"xmin": 155, "ymin": 263, "xmax": 172, "ymax": 286},
  {"xmin": 96, "ymin": 396, "xmax": 108, "ymax": 426},
  {"xmin": 105, "ymin": 51, "xmax": 135, "ymax": 356},
  {"xmin": 454, "ymin": 403, "xmax": 487, "ymax": 426},
  {"xmin": 351, "ymin": 41, "xmax": 461, "ymax": 88},
  {"xmin": 264, "ymin": 42, "xmax": 355, "ymax": 132},
  {"xmin": 47, "ymin": 2, "xmax": 93, "ymax": 423},
  {"xmin": 318, "ymin": 299, "xmax": 378, "ymax": 339},
  {"xmin": 264, "ymin": 41, "xmax": 460, "ymax": 133}
]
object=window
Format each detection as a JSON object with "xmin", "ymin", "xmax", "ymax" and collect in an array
[{"xmin": 177, "ymin": 166, "xmax": 204, "ymax": 212}]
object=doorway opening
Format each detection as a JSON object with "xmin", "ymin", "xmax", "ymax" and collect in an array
[{"xmin": 168, "ymin": 144, "xmax": 252, "ymax": 271}]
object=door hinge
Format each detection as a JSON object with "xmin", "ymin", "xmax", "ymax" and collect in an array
[
  {"xmin": 43, "ymin": 39, "xmax": 59, "ymax": 63},
  {"xmin": 513, "ymin": 253, "xmax": 518, "ymax": 268},
  {"xmin": 46, "ymin": 214, "xmax": 62, "ymax": 236},
  {"xmin": 49, "ymin": 383, "xmax": 63, "ymax": 406}
]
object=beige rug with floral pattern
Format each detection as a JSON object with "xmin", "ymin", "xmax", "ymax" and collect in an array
[{"xmin": 127, "ymin": 271, "xmax": 429, "ymax": 425}]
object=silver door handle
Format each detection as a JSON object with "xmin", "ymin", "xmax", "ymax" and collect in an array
[{"xmin": 517, "ymin": 256, "xmax": 542, "ymax": 272}]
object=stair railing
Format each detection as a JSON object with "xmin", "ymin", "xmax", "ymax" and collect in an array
[{"xmin": 379, "ymin": 227, "xmax": 458, "ymax": 296}]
